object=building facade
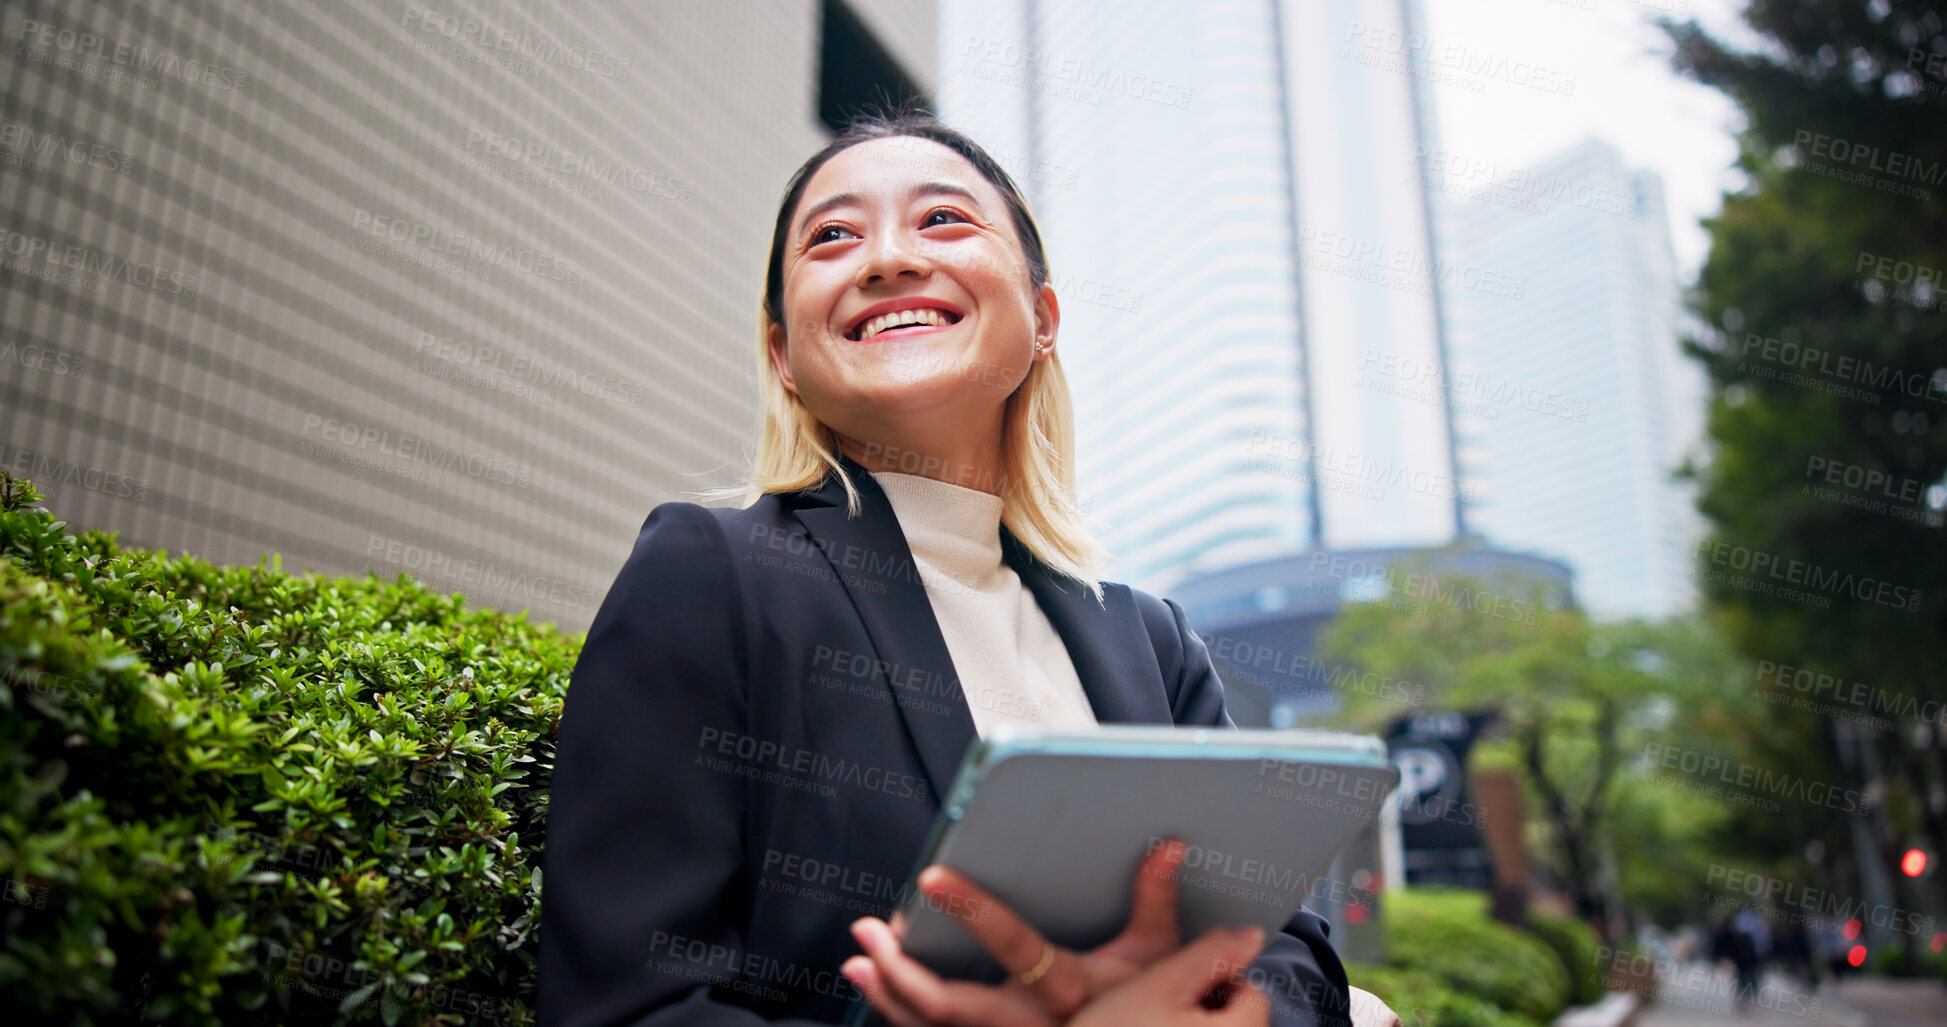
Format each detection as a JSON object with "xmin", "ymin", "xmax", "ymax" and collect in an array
[
  {"xmin": 0, "ymin": 0, "xmax": 935, "ymax": 631},
  {"xmin": 937, "ymin": 0, "xmax": 1464, "ymax": 594},
  {"xmin": 1437, "ymin": 139, "xmax": 1703, "ymax": 618}
]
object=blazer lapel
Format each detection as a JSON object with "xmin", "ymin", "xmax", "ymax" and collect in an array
[
  {"xmin": 788, "ymin": 455, "xmax": 1178, "ymax": 804},
  {"xmin": 1000, "ymin": 529, "xmax": 1174, "ymax": 726},
  {"xmin": 789, "ymin": 458, "xmax": 976, "ymax": 804}
]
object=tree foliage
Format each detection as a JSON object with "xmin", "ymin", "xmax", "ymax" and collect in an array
[
  {"xmin": 1320, "ymin": 584, "xmax": 1770, "ymax": 933},
  {"xmin": 1663, "ymin": 0, "xmax": 1947, "ymax": 913}
]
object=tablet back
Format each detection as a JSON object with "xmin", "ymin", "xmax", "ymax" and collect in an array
[{"xmin": 896, "ymin": 728, "xmax": 1399, "ymax": 982}]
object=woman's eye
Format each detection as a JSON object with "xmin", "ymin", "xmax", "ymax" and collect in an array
[
  {"xmin": 811, "ymin": 225, "xmax": 856, "ymax": 245},
  {"xmin": 923, "ymin": 208, "xmax": 968, "ymax": 227}
]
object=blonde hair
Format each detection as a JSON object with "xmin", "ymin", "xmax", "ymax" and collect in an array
[{"xmin": 695, "ymin": 112, "xmax": 1107, "ymax": 601}]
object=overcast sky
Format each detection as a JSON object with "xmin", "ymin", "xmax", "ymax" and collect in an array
[{"xmin": 1419, "ymin": 0, "xmax": 1755, "ymax": 281}]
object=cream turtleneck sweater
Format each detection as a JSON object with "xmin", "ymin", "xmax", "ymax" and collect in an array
[{"xmin": 867, "ymin": 470, "xmax": 1097, "ymax": 737}]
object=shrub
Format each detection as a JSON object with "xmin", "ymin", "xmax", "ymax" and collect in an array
[
  {"xmin": 0, "ymin": 475, "xmax": 575, "ymax": 1025},
  {"xmin": 1381, "ymin": 889, "xmax": 1572, "ymax": 1023},
  {"xmin": 1527, "ymin": 910, "xmax": 1608, "ymax": 1005},
  {"xmin": 1346, "ymin": 962, "xmax": 1537, "ymax": 1027}
]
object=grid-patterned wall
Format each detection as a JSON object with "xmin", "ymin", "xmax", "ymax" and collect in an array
[{"xmin": 0, "ymin": 1, "xmax": 932, "ymax": 631}]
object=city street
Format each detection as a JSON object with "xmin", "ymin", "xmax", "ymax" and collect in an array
[{"xmin": 1636, "ymin": 963, "xmax": 1945, "ymax": 1027}]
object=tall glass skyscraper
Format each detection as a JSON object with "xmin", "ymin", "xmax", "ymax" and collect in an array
[
  {"xmin": 937, "ymin": 0, "xmax": 1462, "ymax": 591},
  {"xmin": 1279, "ymin": 0, "xmax": 1464, "ymax": 553},
  {"xmin": 1436, "ymin": 139, "xmax": 1704, "ymax": 617},
  {"xmin": 940, "ymin": 0, "xmax": 1313, "ymax": 588}
]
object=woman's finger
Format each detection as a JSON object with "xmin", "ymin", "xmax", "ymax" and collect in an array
[
  {"xmin": 1114, "ymin": 838, "xmax": 1186, "ymax": 958},
  {"xmin": 1065, "ymin": 927, "xmax": 1271, "ymax": 1027},
  {"xmin": 852, "ymin": 914, "xmax": 1035, "ymax": 1027},
  {"xmin": 841, "ymin": 955, "xmax": 928, "ymax": 1027},
  {"xmin": 1210, "ymin": 981, "xmax": 1274, "ymax": 1026},
  {"xmin": 851, "ymin": 920, "xmax": 955, "ymax": 1025},
  {"xmin": 1144, "ymin": 925, "xmax": 1267, "ymax": 1004},
  {"xmin": 914, "ymin": 865, "xmax": 1089, "ymax": 1015}
]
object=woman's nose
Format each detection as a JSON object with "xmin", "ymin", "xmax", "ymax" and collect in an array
[{"xmin": 855, "ymin": 228, "xmax": 933, "ymax": 286}]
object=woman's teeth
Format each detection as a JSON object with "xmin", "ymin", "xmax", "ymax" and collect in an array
[{"xmin": 856, "ymin": 308, "xmax": 955, "ymax": 341}]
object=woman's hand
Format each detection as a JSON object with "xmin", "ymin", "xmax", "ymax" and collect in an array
[
  {"xmin": 840, "ymin": 839, "xmax": 1197, "ymax": 1026},
  {"xmin": 1065, "ymin": 926, "xmax": 1272, "ymax": 1027}
]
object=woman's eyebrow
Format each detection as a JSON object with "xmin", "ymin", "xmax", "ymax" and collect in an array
[{"xmin": 795, "ymin": 181, "xmax": 987, "ymax": 236}]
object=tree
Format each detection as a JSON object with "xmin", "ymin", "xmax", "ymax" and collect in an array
[
  {"xmin": 1318, "ymin": 568, "xmax": 1763, "ymax": 935},
  {"xmin": 1663, "ymin": 1, "xmax": 1947, "ymax": 932}
]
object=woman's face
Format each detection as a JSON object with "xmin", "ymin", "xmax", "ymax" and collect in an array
[{"xmin": 768, "ymin": 136, "xmax": 1057, "ymax": 447}]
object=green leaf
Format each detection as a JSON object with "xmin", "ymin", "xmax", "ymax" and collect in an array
[{"xmin": 338, "ymin": 983, "xmax": 378, "ymax": 1013}]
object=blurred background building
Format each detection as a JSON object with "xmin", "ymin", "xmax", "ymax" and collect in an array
[
  {"xmin": 1439, "ymin": 139, "xmax": 1706, "ymax": 619},
  {"xmin": 939, "ymin": 0, "xmax": 1468, "ymax": 594},
  {"xmin": 942, "ymin": 0, "xmax": 1317, "ymax": 585}
]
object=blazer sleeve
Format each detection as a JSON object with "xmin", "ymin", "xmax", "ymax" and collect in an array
[
  {"xmin": 1138, "ymin": 593, "xmax": 1355, "ymax": 1027},
  {"xmin": 538, "ymin": 503, "xmax": 831, "ymax": 1027}
]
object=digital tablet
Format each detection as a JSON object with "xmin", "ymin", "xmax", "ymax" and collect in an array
[{"xmin": 883, "ymin": 725, "xmax": 1399, "ymax": 986}]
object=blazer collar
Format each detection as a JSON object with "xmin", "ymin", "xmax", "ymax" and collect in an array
[{"xmin": 788, "ymin": 454, "xmax": 1170, "ymax": 803}]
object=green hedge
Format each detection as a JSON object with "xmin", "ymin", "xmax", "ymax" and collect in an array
[
  {"xmin": 1527, "ymin": 910, "xmax": 1608, "ymax": 1006},
  {"xmin": 1379, "ymin": 889, "xmax": 1571, "ymax": 1024},
  {"xmin": 0, "ymin": 475, "xmax": 575, "ymax": 1025}
]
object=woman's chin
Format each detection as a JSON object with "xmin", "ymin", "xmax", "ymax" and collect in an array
[
  {"xmin": 830, "ymin": 377, "xmax": 1007, "ymax": 421},
  {"xmin": 877, "ymin": 350, "xmax": 1025, "ymax": 392}
]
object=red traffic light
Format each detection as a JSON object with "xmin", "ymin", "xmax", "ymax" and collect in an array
[
  {"xmin": 1901, "ymin": 849, "xmax": 1927, "ymax": 877},
  {"xmin": 1847, "ymin": 945, "xmax": 1867, "ymax": 968},
  {"xmin": 1843, "ymin": 919, "xmax": 1861, "ymax": 940}
]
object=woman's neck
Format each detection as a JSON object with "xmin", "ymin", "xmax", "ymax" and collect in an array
[
  {"xmin": 836, "ymin": 426, "xmax": 1008, "ymax": 497},
  {"xmin": 867, "ymin": 470, "xmax": 1006, "ymax": 589}
]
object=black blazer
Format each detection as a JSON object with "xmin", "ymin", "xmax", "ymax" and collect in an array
[{"xmin": 538, "ymin": 454, "xmax": 1350, "ymax": 1026}]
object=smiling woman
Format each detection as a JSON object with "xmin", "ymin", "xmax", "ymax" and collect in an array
[
  {"xmin": 535, "ymin": 109, "xmax": 1360, "ymax": 1027},
  {"xmin": 740, "ymin": 113, "xmax": 1104, "ymax": 601}
]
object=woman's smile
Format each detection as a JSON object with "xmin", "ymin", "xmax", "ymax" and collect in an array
[{"xmin": 845, "ymin": 298, "xmax": 966, "ymax": 343}]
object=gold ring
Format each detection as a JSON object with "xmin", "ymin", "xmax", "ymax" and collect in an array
[{"xmin": 1018, "ymin": 942, "xmax": 1057, "ymax": 986}]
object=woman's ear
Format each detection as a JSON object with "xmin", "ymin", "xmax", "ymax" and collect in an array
[
  {"xmin": 766, "ymin": 320, "xmax": 798, "ymax": 394},
  {"xmin": 1032, "ymin": 281, "xmax": 1060, "ymax": 358}
]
